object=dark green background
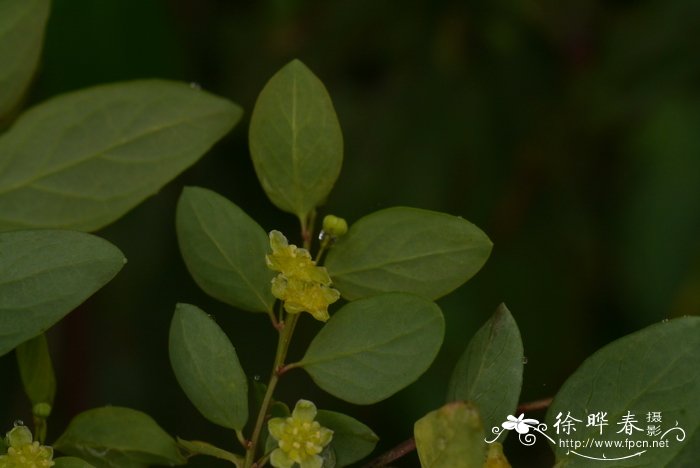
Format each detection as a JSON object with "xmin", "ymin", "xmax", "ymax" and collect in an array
[{"xmin": 2, "ymin": 0, "xmax": 699, "ymax": 466}]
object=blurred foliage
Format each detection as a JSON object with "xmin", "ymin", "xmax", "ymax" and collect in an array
[{"xmin": 1, "ymin": 0, "xmax": 699, "ymax": 466}]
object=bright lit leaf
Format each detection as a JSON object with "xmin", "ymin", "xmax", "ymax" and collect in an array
[{"xmin": 414, "ymin": 401, "xmax": 486, "ymax": 468}]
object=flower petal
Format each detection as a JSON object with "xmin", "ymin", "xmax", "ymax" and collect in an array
[
  {"xmin": 270, "ymin": 448, "xmax": 295, "ymax": 468},
  {"xmin": 299, "ymin": 454, "xmax": 324, "ymax": 468},
  {"xmin": 292, "ymin": 399, "xmax": 318, "ymax": 422},
  {"xmin": 271, "ymin": 275, "xmax": 288, "ymax": 300},
  {"xmin": 269, "ymin": 230, "xmax": 289, "ymax": 252},
  {"xmin": 318, "ymin": 427, "xmax": 334, "ymax": 447},
  {"xmin": 268, "ymin": 417, "xmax": 287, "ymax": 441}
]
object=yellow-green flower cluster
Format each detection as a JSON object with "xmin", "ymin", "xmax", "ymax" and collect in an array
[
  {"xmin": 268, "ymin": 400, "xmax": 333, "ymax": 468},
  {"xmin": 266, "ymin": 231, "xmax": 340, "ymax": 322},
  {"xmin": 0, "ymin": 426, "xmax": 54, "ymax": 468}
]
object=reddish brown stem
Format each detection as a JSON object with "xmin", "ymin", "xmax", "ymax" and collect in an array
[
  {"xmin": 517, "ymin": 397, "xmax": 553, "ymax": 414},
  {"xmin": 362, "ymin": 437, "xmax": 416, "ymax": 468}
]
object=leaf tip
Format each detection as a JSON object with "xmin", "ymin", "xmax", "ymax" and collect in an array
[{"xmin": 286, "ymin": 58, "xmax": 309, "ymax": 71}]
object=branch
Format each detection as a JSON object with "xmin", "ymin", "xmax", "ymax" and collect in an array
[
  {"xmin": 362, "ymin": 437, "xmax": 416, "ymax": 468},
  {"xmin": 517, "ymin": 397, "xmax": 553, "ymax": 414}
]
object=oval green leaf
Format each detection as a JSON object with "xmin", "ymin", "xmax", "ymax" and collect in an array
[
  {"xmin": 414, "ymin": 401, "xmax": 486, "ymax": 468},
  {"xmin": 325, "ymin": 207, "xmax": 492, "ymax": 300},
  {"xmin": 169, "ymin": 303, "xmax": 248, "ymax": 430},
  {"xmin": 249, "ymin": 59, "xmax": 343, "ymax": 219},
  {"xmin": 299, "ymin": 292, "xmax": 445, "ymax": 404},
  {"xmin": 0, "ymin": 230, "xmax": 125, "ymax": 356},
  {"xmin": 547, "ymin": 316, "xmax": 700, "ymax": 467},
  {"xmin": 316, "ymin": 410, "xmax": 379, "ymax": 467},
  {"xmin": 54, "ymin": 406, "xmax": 186, "ymax": 467},
  {"xmin": 16, "ymin": 333, "xmax": 56, "ymax": 407},
  {"xmin": 53, "ymin": 457, "xmax": 96, "ymax": 468},
  {"xmin": 0, "ymin": 80, "xmax": 242, "ymax": 232},
  {"xmin": 0, "ymin": 0, "xmax": 50, "ymax": 119},
  {"xmin": 176, "ymin": 438, "xmax": 243, "ymax": 467},
  {"xmin": 447, "ymin": 304, "xmax": 523, "ymax": 434},
  {"xmin": 176, "ymin": 187, "xmax": 274, "ymax": 313}
]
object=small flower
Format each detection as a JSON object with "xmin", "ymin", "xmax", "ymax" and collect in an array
[
  {"xmin": 266, "ymin": 231, "xmax": 340, "ymax": 322},
  {"xmin": 271, "ymin": 276, "xmax": 340, "ymax": 322},
  {"xmin": 502, "ymin": 414, "xmax": 539, "ymax": 434},
  {"xmin": 268, "ymin": 400, "xmax": 333, "ymax": 468},
  {"xmin": 266, "ymin": 231, "xmax": 328, "ymax": 284},
  {"xmin": 0, "ymin": 425, "xmax": 54, "ymax": 468}
]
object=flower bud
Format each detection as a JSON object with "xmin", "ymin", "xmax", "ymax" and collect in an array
[
  {"xmin": 33, "ymin": 403, "xmax": 52, "ymax": 419},
  {"xmin": 322, "ymin": 215, "xmax": 348, "ymax": 238}
]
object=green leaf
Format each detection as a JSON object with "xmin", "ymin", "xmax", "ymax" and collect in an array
[
  {"xmin": 15, "ymin": 333, "xmax": 56, "ymax": 408},
  {"xmin": 325, "ymin": 207, "xmax": 492, "ymax": 300},
  {"xmin": 547, "ymin": 316, "xmax": 700, "ymax": 467},
  {"xmin": 53, "ymin": 457, "xmax": 96, "ymax": 468},
  {"xmin": 299, "ymin": 292, "xmax": 444, "ymax": 404},
  {"xmin": 176, "ymin": 187, "xmax": 274, "ymax": 313},
  {"xmin": 0, "ymin": 0, "xmax": 50, "ymax": 119},
  {"xmin": 54, "ymin": 406, "xmax": 186, "ymax": 467},
  {"xmin": 0, "ymin": 80, "xmax": 242, "ymax": 232},
  {"xmin": 0, "ymin": 230, "xmax": 125, "ymax": 357},
  {"xmin": 249, "ymin": 59, "xmax": 343, "ymax": 219},
  {"xmin": 446, "ymin": 304, "xmax": 523, "ymax": 434},
  {"xmin": 169, "ymin": 303, "xmax": 248, "ymax": 430},
  {"xmin": 316, "ymin": 410, "xmax": 379, "ymax": 467},
  {"xmin": 484, "ymin": 443, "xmax": 511, "ymax": 468},
  {"xmin": 176, "ymin": 438, "xmax": 243, "ymax": 467},
  {"xmin": 414, "ymin": 401, "xmax": 486, "ymax": 468}
]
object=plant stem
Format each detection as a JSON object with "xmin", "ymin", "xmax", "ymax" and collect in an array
[
  {"xmin": 266, "ymin": 308, "xmax": 279, "ymax": 330},
  {"xmin": 244, "ymin": 313, "xmax": 300, "ymax": 468},
  {"xmin": 516, "ymin": 397, "xmax": 553, "ymax": 414},
  {"xmin": 362, "ymin": 437, "xmax": 416, "ymax": 467},
  {"xmin": 313, "ymin": 235, "xmax": 331, "ymax": 263},
  {"xmin": 300, "ymin": 210, "xmax": 316, "ymax": 250},
  {"xmin": 235, "ymin": 430, "xmax": 247, "ymax": 449}
]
